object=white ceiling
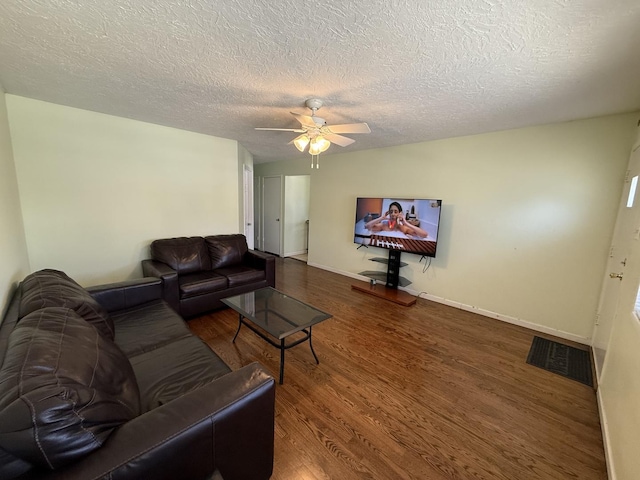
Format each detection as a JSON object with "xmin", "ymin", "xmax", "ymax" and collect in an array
[{"xmin": 1, "ymin": 0, "xmax": 639, "ymax": 164}]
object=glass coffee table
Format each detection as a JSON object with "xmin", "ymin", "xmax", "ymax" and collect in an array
[{"xmin": 222, "ymin": 287, "xmax": 332, "ymax": 384}]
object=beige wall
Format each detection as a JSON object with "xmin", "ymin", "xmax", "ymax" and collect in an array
[
  {"xmin": 0, "ymin": 91, "xmax": 30, "ymax": 316},
  {"xmin": 257, "ymin": 113, "xmax": 639, "ymax": 342},
  {"xmin": 6, "ymin": 95, "xmax": 240, "ymax": 286}
]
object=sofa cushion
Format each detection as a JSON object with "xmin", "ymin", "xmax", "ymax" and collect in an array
[
  {"xmin": 151, "ymin": 237, "xmax": 211, "ymax": 274},
  {"xmin": 0, "ymin": 307, "xmax": 140, "ymax": 470},
  {"xmin": 128, "ymin": 336, "xmax": 231, "ymax": 412},
  {"xmin": 214, "ymin": 265, "xmax": 266, "ymax": 288},
  {"xmin": 179, "ymin": 271, "xmax": 229, "ymax": 299},
  {"xmin": 19, "ymin": 269, "xmax": 115, "ymax": 340},
  {"xmin": 110, "ymin": 299, "xmax": 193, "ymax": 357},
  {"xmin": 205, "ymin": 234, "xmax": 248, "ymax": 269}
]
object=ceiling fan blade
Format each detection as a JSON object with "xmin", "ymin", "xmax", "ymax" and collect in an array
[
  {"xmin": 255, "ymin": 127, "xmax": 305, "ymax": 132},
  {"xmin": 290, "ymin": 112, "xmax": 318, "ymax": 128},
  {"xmin": 324, "ymin": 133, "xmax": 356, "ymax": 147},
  {"xmin": 326, "ymin": 122, "xmax": 371, "ymax": 134}
]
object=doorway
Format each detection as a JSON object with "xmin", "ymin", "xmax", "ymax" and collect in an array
[
  {"xmin": 259, "ymin": 174, "xmax": 311, "ymax": 260},
  {"xmin": 283, "ymin": 175, "xmax": 310, "ymax": 261}
]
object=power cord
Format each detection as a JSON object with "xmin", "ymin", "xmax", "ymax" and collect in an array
[{"xmin": 419, "ymin": 255, "xmax": 432, "ymax": 273}]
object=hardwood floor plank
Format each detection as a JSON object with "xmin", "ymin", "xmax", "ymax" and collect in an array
[{"xmin": 189, "ymin": 258, "xmax": 607, "ymax": 479}]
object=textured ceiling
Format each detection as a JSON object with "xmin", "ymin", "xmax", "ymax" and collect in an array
[{"xmin": 0, "ymin": 0, "xmax": 639, "ymax": 163}]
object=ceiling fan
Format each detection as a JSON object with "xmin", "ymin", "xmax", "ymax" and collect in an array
[{"xmin": 255, "ymin": 99, "xmax": 371, "ymax": 168}]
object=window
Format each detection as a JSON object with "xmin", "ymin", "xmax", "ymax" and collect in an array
[{"xmin": 627, "ymin": 175, "xmax": 638, "ymax": 208}]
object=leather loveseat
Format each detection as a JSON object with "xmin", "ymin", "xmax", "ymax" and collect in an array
[
  {"xmin": 0, "ymin": 269, "xmax": 275, "ymax": 480},
  {"xmin": 142, "ymin": 234, "xmax": 276, "ymax": 318}
]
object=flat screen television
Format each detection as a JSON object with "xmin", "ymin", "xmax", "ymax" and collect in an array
[{"xmin": 353, "ymin": 197, "xmax": 442, "ymax": 257}]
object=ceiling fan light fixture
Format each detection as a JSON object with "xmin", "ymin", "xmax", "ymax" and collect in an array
[
  {"xmin": 293, "ymin": 134, "xmax": 310, "ymax": 152},
  {"xmin": 255, "ymin": 98, "xmax": 370, "ymax": 166},
  {"xmin": 309, "ymin": 135, "xmax": 330, "ymax": 155}
]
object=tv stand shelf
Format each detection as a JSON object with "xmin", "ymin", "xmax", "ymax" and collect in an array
[
  {"xmin": 369, "ymin": 257, "xmax": 408, "ymax": 267},
  {"xmin": 352, "ymin": 250, "xmax": 416, "ymax": 306},
  {"xmin": 359, "ymin": 251, "xmax": 411, "ymax": 289}
]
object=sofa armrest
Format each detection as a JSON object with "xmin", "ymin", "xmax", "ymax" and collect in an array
[
  {"xmin": 86, "ymin": 278, "xmax": 162, "ymax": 312},
  {"xmin": 245, "ymin": 250, "xmax": 276, "ymax": 287},
  {"xmin": 28, "ymin": 363, "xmax": 275, "ymax": 480},
  {"xmin": 141, "ymin": 259, "xmax": 180, "ymax": 313}
]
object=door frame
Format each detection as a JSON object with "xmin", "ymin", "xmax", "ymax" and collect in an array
[{"xmin": 243, "ymin": 164, "xmax": 254, "ymax": 250}]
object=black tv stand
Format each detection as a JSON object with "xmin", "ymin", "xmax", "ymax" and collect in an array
[{"xmin": 352, "ymin": 250, "xmax": 416, "ymax": 306}]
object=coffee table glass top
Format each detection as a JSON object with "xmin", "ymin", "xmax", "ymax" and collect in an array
[{"xmin": 221, "ymin": 287, "xmax": 332, "ymax": 340}]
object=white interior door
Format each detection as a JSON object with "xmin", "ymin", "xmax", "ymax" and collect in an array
[
  {"xmin": 592, "ymin": 140, "xmax": 640, "ymax": 379},
  {"xmin": 243, "ymin": 165, "xmax": 254, "ymax": 249},
  {"xmin": 596, "ymin": 137, "xmax": 640, "ymax": 478},
  {"xmin": 263, "ymin": 176, "xmax": 282, "ymax": 255}
]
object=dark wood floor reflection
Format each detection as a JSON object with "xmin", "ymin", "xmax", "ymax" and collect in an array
[{"xmin": 189, "ymin": 258, "xmax": 606, "ymax": 479}]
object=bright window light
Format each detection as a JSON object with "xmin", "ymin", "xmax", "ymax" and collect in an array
[{"xmin": 627, "ymin": 175, "xmax": 638, "ymax": 208}]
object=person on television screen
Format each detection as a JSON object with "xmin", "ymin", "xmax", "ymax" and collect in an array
[{"xmin": 364, "ymin": 201, "xmax": 428, "ymax": 238}]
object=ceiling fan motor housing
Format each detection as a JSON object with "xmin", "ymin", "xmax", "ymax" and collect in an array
[
  {"xmin": 305, "ymin": 99, "xmax": 326, "ymax": 127},
  {"xmin": 305, "ymin": 98, "xmax": 323, "ymax": 111}
]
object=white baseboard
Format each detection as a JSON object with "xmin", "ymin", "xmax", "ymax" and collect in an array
[
  {"xmin": 411, "ymin": 289, "xmax": 590, "ymax": 345},
  {"xmin": 596, "ymin": 387, "xmax": 615, "ymax": 480},
  {"xmin": 307, "ymin": 262, "xmax": 590, "ymax": 345}
]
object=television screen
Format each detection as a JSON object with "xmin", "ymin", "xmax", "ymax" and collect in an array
[{"xmin": 354, "ymin": 197, "xmax": 442, "ymax": 257}]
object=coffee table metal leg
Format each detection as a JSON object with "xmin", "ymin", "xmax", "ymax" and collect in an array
[
  {"xmin": 308, "ymin": 326, "xmax": 319, "ymax": 364},
  {"xmin": 232, "ymin": 314, "xmax": 243, "ymax": 343},
  {"xmin": 279, "ymin": 339, "xmax": 285, "ymax": 385}
]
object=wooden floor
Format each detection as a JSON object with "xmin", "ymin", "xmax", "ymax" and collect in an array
[{"xmin": 189, "ymin": 258, "xmax": 607, "ymax": 480}]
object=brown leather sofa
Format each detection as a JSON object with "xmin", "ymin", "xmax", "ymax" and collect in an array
[
  {"xmin": 0, "ymin": 269, "xmax": 275, "ymax": 480},
  {"xmin": 142, "ymin": 234, "xmax": 276, "ymax": 317}
]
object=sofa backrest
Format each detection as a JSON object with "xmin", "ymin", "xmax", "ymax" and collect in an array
[
  {"xmin": 0, "ymin": 307, "xmax": 140, "ymax": 471},
  {"xmin": 205, "ymin": 234, "xmax": 248, "ymax": 269},
  {"xmin": 19, "ymin": 269, "xmax": 115, "ymax": 340},
  {"xmin": 151, "ymin": 237, "xmax": 211, "ymax": 274},
  {"xmin": 0, "ymin": 271, "xmax": 141, "ymax": 476}
]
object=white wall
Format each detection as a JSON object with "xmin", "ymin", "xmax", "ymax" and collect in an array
[
  {"xmin": 256, "ymin": 113, "xmax": 639, "ymax": 341},
  {"xmin": 7, "ymin": 95, "xmax": 240, "ymax": 286},
  {"xmin": 0, "ymin": 91, "xmax": 29, "ymax": 316}
]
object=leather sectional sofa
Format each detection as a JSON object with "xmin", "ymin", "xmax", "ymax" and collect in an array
[
  {"xmin": 142, "ymin": 234, "xmax": 276, "ymax": 317},
  {"xmin": 0, "ymin": 269, "xmax": 275, "ymax": 480}
]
